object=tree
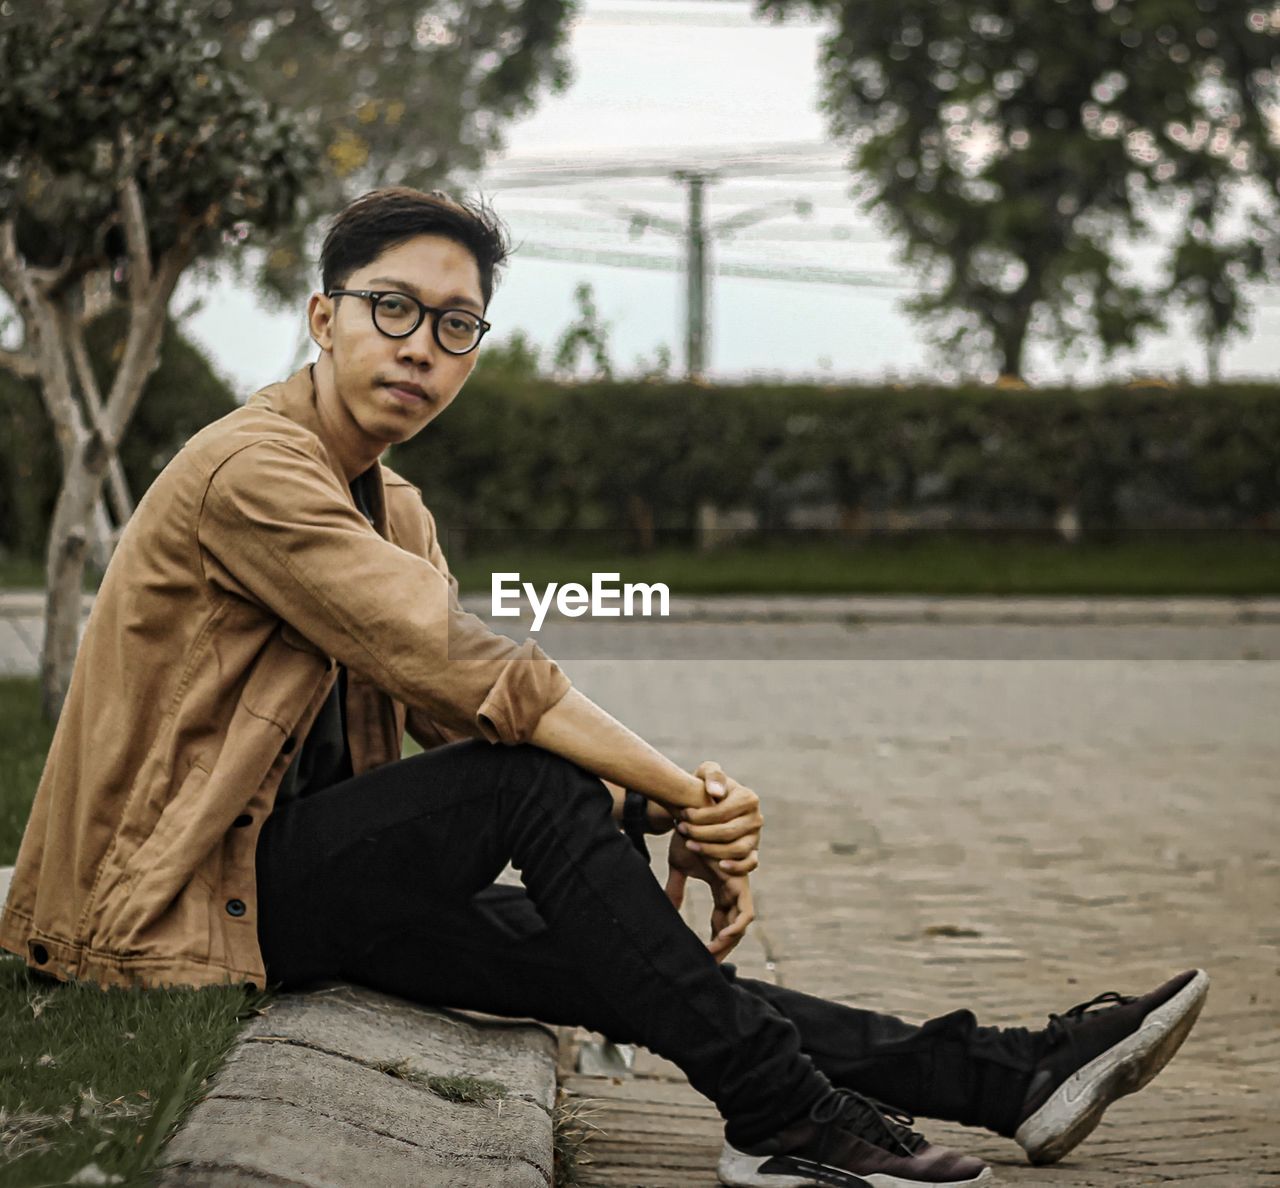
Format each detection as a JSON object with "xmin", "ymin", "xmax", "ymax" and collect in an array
[
  {"xmin": 553, "ymin": 282, "xmax": 615, "ymax": 380},
  {"xmin": 0, "ymin": 0, "xmax": 318, "ymax": 719},
  {"xmin": 148, "ymin": 0, "xmax": 578, "ymax": 306},
  {"xmin": 757, "ymin": 0, "xmax": 1280, "ymax": 377}
]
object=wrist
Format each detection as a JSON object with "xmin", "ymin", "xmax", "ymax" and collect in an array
[
  {"xmin": 621, "ymin": 790, "xmax": 651, "ymax": 857},
  {"xmin": 644, "ymin": 800, "xmax": 677, "ymax": 835}
]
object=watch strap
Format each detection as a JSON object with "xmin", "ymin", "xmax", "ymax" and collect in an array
[{"xmin": 622, "ymin": 789, "xmax": 651, "ymax": 860}]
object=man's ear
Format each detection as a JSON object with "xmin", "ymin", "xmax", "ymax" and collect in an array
[{"xmin": 307, "ymin": 292, "xmax": 336, "ymax": 351}]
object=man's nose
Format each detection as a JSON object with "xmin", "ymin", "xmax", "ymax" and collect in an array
[{"xmin": 396, "ymin": 313, "xmax": 438, "ymax": 365}]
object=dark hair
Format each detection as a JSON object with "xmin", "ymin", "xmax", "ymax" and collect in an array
[{"xmin": 320, "ymin": 187, "xmax": 510, "ymax": 309}]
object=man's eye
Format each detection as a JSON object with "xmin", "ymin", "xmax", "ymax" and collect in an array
[
  {"xmin": 445, "ymin": 315, "xmax": 474, "ymax": 331},
  {"xmin": 382, "ymin": 298, "xmax": 409, "ymax": 312}
]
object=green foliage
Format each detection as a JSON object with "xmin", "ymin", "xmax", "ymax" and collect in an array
[
  {"xmin": 756, "ymin": 0, "xmax": 1280, "ymax": 376},
  {"xmin": 0, "ymin": 320, "xmax": 237, "ymax": 560},
  {"xmin": 0, "ymin": 0, "xmax": 319, "ymax": 275},
  {"xmin": 391, "ymin": 376, "xmax": 1280, "ymax": 540},
  {"xmin": 552, "ymin": 282, "xmax": 615, "ymax": 380},
  {"xmin": 140, "ymin": 0, "xmax": 578, "ymax": 304}
]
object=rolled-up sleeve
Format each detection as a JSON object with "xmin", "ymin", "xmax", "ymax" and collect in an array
[{"xmin": 198, "ymin": 438, "xmax": 571, "ymax": 744}]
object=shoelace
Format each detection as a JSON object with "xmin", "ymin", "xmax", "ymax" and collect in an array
[
  {"xmin": 1045, "ymin": 990, "xmax": 1138, "ymax": 1041},
  {"xmin": 807, "ymin": 1088, "xmax": 928, "ymax": 1158},
  {"xmin": 1044, "ymin": 989, "xmax": 1138, "ymax": 1062}
]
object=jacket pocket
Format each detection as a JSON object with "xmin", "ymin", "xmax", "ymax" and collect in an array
[
  {"xmin": 96, "ymin": 762, "xmax": 213, "ymax": 954},
  {"xmin": 120, "ymin": 763, "xmax": 211, "ymax": 887}
]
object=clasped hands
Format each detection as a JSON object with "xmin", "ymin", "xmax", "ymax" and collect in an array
[{"xmin": 661, "ymin": 761, "xmax": 762, "ymax": 963}]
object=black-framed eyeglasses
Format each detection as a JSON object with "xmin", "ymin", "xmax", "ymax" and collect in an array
[{"xmin": 326, "ymin": 289, "xmax": 491, "ymax": 355}]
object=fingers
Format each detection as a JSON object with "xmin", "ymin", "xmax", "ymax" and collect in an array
[
  {"xmin": 664, "ymin": 867, "xmax": 687, "ymax": 910},
  {"xmin": 678, "ymin": 815, "xmax": 763, "ymax": 844},
  {"xmin": 693, "ymin": 760, "xmax": 728, "ymax": 802},
  {"xmin": 683, "ymin": 783, "xmax": 761, "ymax": 826},
  {"xmin": 680, "ymin": 836, "xmax": 759, "ymax": 862},
  {"xmin": 716, "ymin": 849, "xmax": 759, "ymax": 876},
  {"xmin": 707, "ymin": 880, "xmax": 755, "ymax": 959}
]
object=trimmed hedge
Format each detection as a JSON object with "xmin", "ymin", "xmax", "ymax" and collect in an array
[
  {"xmin": 5, "ymin": 357, "xmax": 1277, "ymax": 560},
  {"xmin": 0, "ymin": 311, "xmax": 237, "ymax": 559},
  {"xmin": 388, "ymin": 375, "xmax": 1280, "ymax": 542}
]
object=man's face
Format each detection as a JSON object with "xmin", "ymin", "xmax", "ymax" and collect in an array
[{"xmin": 308, "ymin": 233, "xmax": 485, "ymax": 448}]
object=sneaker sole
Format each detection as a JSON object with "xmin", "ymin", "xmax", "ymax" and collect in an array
[
  {"xmin": 717, "ymin": 1146, "xmax": 993, "ymax": 1187},
  {"xmin": 1015, "ymin": 968, "xmax": 1210, "ymax": 1166}
]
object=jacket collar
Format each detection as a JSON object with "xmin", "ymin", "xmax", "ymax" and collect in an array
[{"xmin": 246, "ymin": 362, "xmax": 391, "ymax": 538}]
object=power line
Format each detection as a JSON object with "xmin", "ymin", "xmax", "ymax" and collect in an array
[
  {"xmin": 513, "ymin": 240, "xmax": 919, "ymax": 291},
  {"xmin": 512, "ymin": 239, "xmax": 1280, "ymax": 304}
]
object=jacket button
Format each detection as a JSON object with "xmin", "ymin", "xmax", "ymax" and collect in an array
[
  {"xmin": 281, "ymin": 737, "xmax": 297, "ymax": 755},
  {"xmin": 226, "ymin": 899, "xmax": 247, "ymax": 917},
  {"xmin": 232, "ymin": 814, "xmax": 253, "ymax": 828},
  {"xmin": 30, "ymin": 942, "xmax": 49, "ymax": 964}
]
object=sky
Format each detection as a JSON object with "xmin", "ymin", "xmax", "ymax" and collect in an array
[{"xmin": 148, "ymin": 0, "xmax": 1280, "ymax": 392}]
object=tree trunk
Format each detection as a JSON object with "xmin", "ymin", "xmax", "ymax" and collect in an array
[
  {"xmin": 1206, "ymin": 339, "xmax": 1222, "ymax": 384},
  {"xmin": 2, "ymin": 189, "xmax": 193, "ymax": 720},
  {"xmin": 41, "ymin": 446, "xmax": 102, "ymax": 720},
  {"xmin": 998, "ymin": 320, "xmax": 1028, "ymax": 380}
]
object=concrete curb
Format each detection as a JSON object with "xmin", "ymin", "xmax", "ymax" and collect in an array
[
  {"xmin": 456, "ymin": 592, "xmax": 1280, "ymax": 626},
  {"xmin": 0, "ymin": 867, "xmax": 558, "ymax": 1186},
  {"xmin": 3, "ymin": 589, "xmax": 1278, "ymax": 629},
  {"xmin": 157, "ymin": 985, "xmax": 558, "ymax": 1187}
]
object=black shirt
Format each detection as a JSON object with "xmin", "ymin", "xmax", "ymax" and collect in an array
[{"xmin": 273, "ymin": 468, "xmax": 377, "ymax": 804}]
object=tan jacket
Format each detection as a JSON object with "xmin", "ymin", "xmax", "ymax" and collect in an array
[{"xmin": 0, "ymin": 364, "xmax": 571, "ymax": 991}]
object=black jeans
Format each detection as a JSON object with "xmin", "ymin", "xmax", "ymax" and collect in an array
[{"xmin": 254, "ymin": 740, "xmax": 1037, "ymax": 1146}]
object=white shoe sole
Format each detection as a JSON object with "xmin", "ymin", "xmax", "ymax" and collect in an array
[
  {"xmin": 1015, "ymin": 968, "xmax": 1210, "ymax": 1165},
  {"xmin": 717, "ymin": 1143, "xmax": 993, "ymax": 1187}
]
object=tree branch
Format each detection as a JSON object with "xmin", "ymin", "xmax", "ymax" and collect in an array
[
  {"xmin": 116, "ymin": 135, "xmax": 153, "ymax": 300},
  {"xmin": 102, "ymin": 227, "xmax": 197, "ymax": 445},
  {"xmin": 0, "ymin": 347, "xmax": 40, "ymax": 380},
  {"xmin": 0, "ymin": 218, "xmax": 87, "ymax": 459},
  {"xmin": 78, "ymin": 267, "xmax": 118, "ymax": 327},
  {"xmin": 28, "ymin": 258, "xmax": 76, "ymax": 299},
  {"xmin": 65, "ymin": 302, "xmax": 134, "ymax": 524}
]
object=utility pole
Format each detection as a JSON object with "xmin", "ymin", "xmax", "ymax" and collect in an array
[
  {"xmin": 674, "ymin": 169, "xmax": 715, "ymax": 379},
  {"xmin": 590, "ymin": 174, "xmax": 812, "ymax": 381}
]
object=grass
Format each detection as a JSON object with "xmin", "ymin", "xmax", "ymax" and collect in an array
[
  {"xmin": 0, "ymin": 558, "xmax": 100, "ymax": 593},
  {"xmin": 0, "ymin": 678, "xmax": 262, "ymax": 1188},
  {"xmin": 447, "ymin": 530, "xmax": 1280, "ymax": 597},
  {"xmin": 3, "ymin": 531, "xmax": 1277, "ymax": 597},
  {"xmin": 553, "ymin": 1089, "xmax": 605, "ymax": 1188},
  {"xmin": 0, "ymin": 681, "xmax": 53, "ymax": 863},
  {"xmin": 369, "ymin": 1060, "xmax": 507, "ymax": 1106}
]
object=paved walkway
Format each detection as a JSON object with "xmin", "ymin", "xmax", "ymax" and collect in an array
[
  {"xmin": 5, "ymin": 600, "xmax": 1276, "ymax": 1183},
  {"xmin": 4, "ymin": 590, "xmax": 1279, "ymax": 675},
  {"xmin": 546, "ymin": 617, "xmax": 1280, "ymax": 1185}
]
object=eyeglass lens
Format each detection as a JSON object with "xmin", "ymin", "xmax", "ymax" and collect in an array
[{"xmin": 373, "ymin": 293, "xmax": 482, "ymax": 352}]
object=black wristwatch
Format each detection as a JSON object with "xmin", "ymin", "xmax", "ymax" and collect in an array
[{"xmin": 622, "ymin": 790, "xmax": 651, "ymax": 860}]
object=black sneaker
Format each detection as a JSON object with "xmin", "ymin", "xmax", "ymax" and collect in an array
[
  {"xmin": 718, "ymin": 1088, "xmax": 991, "ymax": 1186},
  {"xmin": 1015, "ymin": 968, "xmax": 1210, "ymax": 1165}
]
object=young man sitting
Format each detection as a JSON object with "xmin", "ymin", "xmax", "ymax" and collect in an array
[{"xmin": 0, "ymin": 187, "xmax": 1208, "ymax": 1187}]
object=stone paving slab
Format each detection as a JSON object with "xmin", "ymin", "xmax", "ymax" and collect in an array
[{"xmin": 557, "ymin": 620, "xmax": 1280, "ymax": 1186}]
